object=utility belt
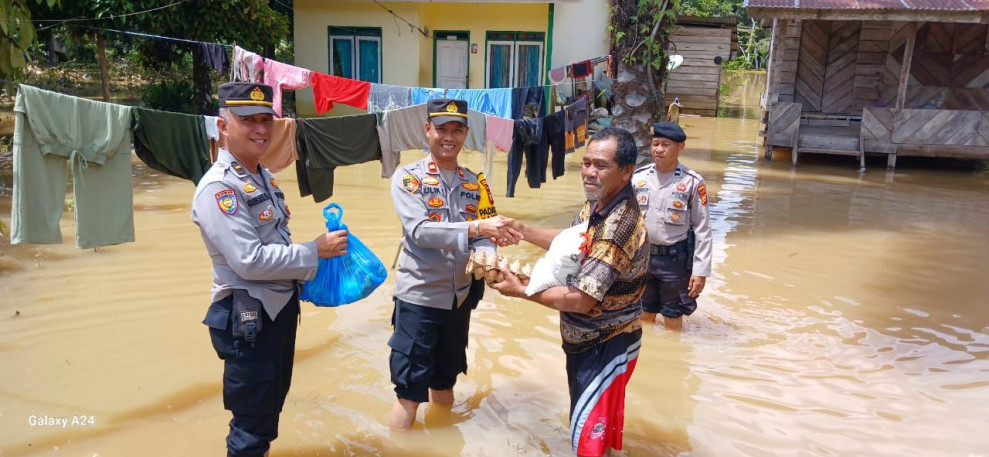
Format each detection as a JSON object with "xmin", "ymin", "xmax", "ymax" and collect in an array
[{"xmin": 650, "ymin": 238, "xmax": 689, "ymax": 257}]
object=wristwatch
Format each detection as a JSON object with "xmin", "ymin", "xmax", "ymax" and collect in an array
[{"xmin": 473, "ymin": 219, "xmax": 481, "ymax": 237}]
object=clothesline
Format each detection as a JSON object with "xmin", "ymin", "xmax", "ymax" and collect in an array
[
  {"xmin": 74, "ymin": 26, "xmax": 234, "ymax": 47},
  {"xmin": 9, "ymin": 82, "xmax": 589, "ymax": 252}
]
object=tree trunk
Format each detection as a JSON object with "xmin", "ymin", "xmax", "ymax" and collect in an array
[
  {"xmin": 96, "ymin": 35, "xmax": 111, "ymax": 102},
  {"xmin": 191, "ymin": 45, "xmax": 214, "ymax": 115},
  {"xmin": 611, "ymin": 62, "xmax": 664, "ymax": 165}
]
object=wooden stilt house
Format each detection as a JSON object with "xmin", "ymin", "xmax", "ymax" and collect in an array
[{"xmin": 746, "ymin": 0, "xmax": 989, "ymax": 169}]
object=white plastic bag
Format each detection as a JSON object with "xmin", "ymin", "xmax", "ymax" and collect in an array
[{"xmin": 525, "ymin": 221, "xmax": 590, "ymax": 296}]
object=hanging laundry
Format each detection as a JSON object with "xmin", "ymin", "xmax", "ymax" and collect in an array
[
  {"xmin": 367, "ymin": 83, "xmax": 414, "ymax": 113},
  {"xmin": 259, "ymin": 119, "xmax": 299, "ymax": 174},
  {"xmin": 311, "ymin": 71, "xmax": 371, "ymax": 113},
  {"xmin": 506, "ymin": 117, "xmax": 548, "ymax": 197},
  {"xmin": 10, "ymin": 85, "xmax": 134, "ymax": 249},
  {"xmin": 543, "ymin": 109, "xmax": 567, "ymax": 179},
  {"xmin": 377, "ymin": 104, "xmax": 428, "ymax": 162},
  {"xmin": 295, "ymin": 114, "xmax": 381, "ymax": 202},
  {"xmin": 444, "ymin": 88, "xmax": 513, "ymax": 119},
  {"xmin": 206, "ymin": 118, "xmax": 298, "ymax": 174},
  {"xmin": 511, "ymin": 86, "xmax": 545, "ymax": 119},
  {"xmin": 377, "ymin": 103, "xmax": 487, "ymax": 159},
  {"xmin": 204, "ymin": 115, "xmax": 220, "ymax": 141},
  {"xmin": 571, "ymin": 60, "xmax": 592, "ymax": 79},
  {"xmin": 485, "ymin": 114, "xmax": 515, "ymax": 153},
  {"xmin": 263, "ymin": 59, "xmax": 311, "ymax": 117},
  {"xmin": 565, "ymin": 97, "xmax": 589, "ymax": 153},
  {"xmin": 410, "ymin": 87, "xmax": 445, "ymax": 105},
  {"xmin": 231, "ymin": 46, "xmax": 264, "ymax": 83},
  {"xmin": 132, "ymin": 107, "xmax": 211, "ymax": 184},
  {"xmin": 549, "ymin": 66, "xmax": 567, "ymax": 84},
  {"xmin": 200, "ymin": 43, "xmax": 228, "ymax": 74}
]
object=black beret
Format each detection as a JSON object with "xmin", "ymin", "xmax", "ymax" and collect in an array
[
  {"xmin": 218, "ymin": 83, "xmax": 277, "ymax": 117},
  {"xmin": 649, "ymin": 121, "xmax": 686, "ymax": 142},
  {"xmin": 427, "ymin": 98, "xmax": 469, "ymax": 126}
]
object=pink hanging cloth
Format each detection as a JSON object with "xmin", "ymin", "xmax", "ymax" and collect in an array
[{"xmin": 263, "ymin": 59, "xmax": 312, "ymax": 116}]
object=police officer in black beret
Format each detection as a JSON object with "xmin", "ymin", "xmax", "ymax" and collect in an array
[
  {"xmin": 631, "ymin": 122, "xmax": 713, "ymax": 331},
  {"xmin": 192, "ymin": 82, "xmax": 349, "ymax": 456}
]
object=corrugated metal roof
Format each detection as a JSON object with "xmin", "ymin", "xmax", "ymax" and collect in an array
[{"xmin": 745, "ymin": 0, "xmax": 989, "ymax": 10}]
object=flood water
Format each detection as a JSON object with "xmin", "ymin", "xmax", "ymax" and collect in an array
[{"xmin": 2, "ymin": 73, "xmax": 988, "ymax": 456}]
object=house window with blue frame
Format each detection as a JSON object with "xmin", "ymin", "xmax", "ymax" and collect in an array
[
  {"xmin": 486, "ymin": 31, "xmax": 544, "ymax": 88},
  {"xmin": 328, "ymin": 26, "xmax": 382, "ymax": 83}
]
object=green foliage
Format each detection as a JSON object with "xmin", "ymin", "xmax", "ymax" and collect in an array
[
  {"xmin": 142, "ymin": 79, "xmax": 194, "ymax": 113},
  {"xmin": 611, "ymin": 0, "xmax": 681, "ymax": 72},
  {"xmin": 0, "ymin": 0, "xmax": 59, "ymax": 79},
  {"xmin": 681, "ymin": 0, "xmax": 736, "ymax": 18}
]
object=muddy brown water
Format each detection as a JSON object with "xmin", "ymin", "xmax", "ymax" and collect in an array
[{"xmin": 2, "ymin": 76, "xmax": 988, "ymax": 456}]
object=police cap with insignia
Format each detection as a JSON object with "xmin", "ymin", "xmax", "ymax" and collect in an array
[
  {"xmin": 650, "ymin": 121, "xmax": 686, "ymax": 143},
  {"xmin": 218, "ymin": 82, "xmax": 278, "ymax": 117},
  {"xmin": 427, "ymin": 98, "xmax": 469, "ymax": 126}
]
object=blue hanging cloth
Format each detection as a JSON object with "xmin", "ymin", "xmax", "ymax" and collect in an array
[{"xmin": 300, "ymin": 203, "xmax": 388, "ymax": 306}]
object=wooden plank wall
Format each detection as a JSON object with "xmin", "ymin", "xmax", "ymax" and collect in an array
[
  {"xmin": 776, "ymin": 21, "xmax": 989, "ymax": 115},
  {"xmin": 777, "ymin": 20, "xmax": 801, "ymax": 103},
  {"xmin": 666, "ymin": 26, "xmax": 734, "ymax": 117}
]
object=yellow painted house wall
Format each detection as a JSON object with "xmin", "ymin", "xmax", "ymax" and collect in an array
[
  {"xmin": 293, "ymin": 1, "xmax": 550, "ymax": 116},
  {"xmin": 419, "ymin": 3, "xmax": 549, "ymax": 89}
]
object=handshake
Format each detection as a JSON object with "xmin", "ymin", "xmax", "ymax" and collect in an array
[{"xmin": 475, "ymin": 215, "xmax": 524, "ymax": 247}]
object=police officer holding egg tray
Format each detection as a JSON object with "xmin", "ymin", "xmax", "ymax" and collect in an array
[
  {"xmin": 632, "ymin": 122, "xmax": 713, "ymax": 331},
  {"xmin": 191, "ymin": 82, "xmax": 349, "ymax": 457},
  {"xmin": 388, "ymin": 98, "xmax": 521, "ymax": 430}
]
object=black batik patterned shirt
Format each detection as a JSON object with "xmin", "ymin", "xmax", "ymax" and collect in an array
[{"xmin": 562, "ymin": 184, "xmax": 648, "ymax": 353}]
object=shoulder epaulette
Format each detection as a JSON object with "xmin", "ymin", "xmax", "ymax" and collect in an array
[
  {"xmin": 634, "ymin": 163, "xmax": 654, "ymax": 174},
  {"xmin": 229, "ymin": 161, "xmax": 249, "ymax": 178}
]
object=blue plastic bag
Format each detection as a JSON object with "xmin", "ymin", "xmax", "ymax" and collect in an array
[{"xmin": 300, "ymin": 203, "xmax": 388, "ymax": 307}]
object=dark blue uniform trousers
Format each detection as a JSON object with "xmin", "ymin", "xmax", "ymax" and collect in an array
[
  {"xmin": 204, "ymin": 293, "xmax": 299, "ymax": 457},
  {"xmin": 641, "ymin": 241, "xmax": 698, "ymax": 318}
]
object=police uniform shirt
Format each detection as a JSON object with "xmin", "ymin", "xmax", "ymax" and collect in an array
[
  {"xmin": 632, "ymin": 161, "xmax": 713, "ymax": 277},
  {"xmin": 391, "ymin": 154, "xmax": 496, "ymax": 310},
  {"xmin": 192, "ymin": 148, "xmax": 319, "ymax": 320}
]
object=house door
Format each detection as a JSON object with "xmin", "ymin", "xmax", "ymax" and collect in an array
[
  {"xmin": 435, "ymin": 33, "xmax": 469, "ymax": 89},
  {"xmin": 795, "ymin": 20, "xmax": 861, "ymax": 113}
]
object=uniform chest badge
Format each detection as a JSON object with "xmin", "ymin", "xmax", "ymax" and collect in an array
[
  {"xmin": 674, "ymin": 168, "xmax": 683, "ymax": 177},
  {"xmin": 422, "ymin": 176, "xmax": 440, "ymax": 186},
  {"xmin": 428, "ymin": 212, "xmax": 442, "ymax": 222},
  {"xmin": 673, "ymin": 200, "xmax": 684, "ymax": 209},
  {"xmin": 465, "ymin": 204, "xmax": 477, "ymax": 214},
  {"xmin": 427, "ymin": 162, "xmax": 439, "ymax": 174},
  {"xmin": 670, "ymin": 211, "xmax": 681, "ymax": 222},
  {"xmin": 401, "ymin": 175, "xmax": 421, "ymax": 194},
  {"xmin": 270, "ymin": 177, "xmax": 280, "ymax": 189},
  {"xmin": 461, "ymin": 182, "xmax": 479, "ymax": 191},
  {"xmin": 214, "ymin": 189, "xmax": 238, "ymax": 215},
  {"xmin": 458, "ymin": 167, "xmax": 466, "ymax": 179},
  {"xmin": 465, "ymin": 216, "xmax": 475, "ymax": 221},
  {"xmin": 259, "ymin": 209, "xmax": 273, "ymax": 221},
  {"xmin": 243, "ymin": 181, "xmax": 257, "ymax": 193},
  {"xmin": 699, "ymin": 184, "xmax": 708, "ymax": 206},
  {"xmin": 428, "ymin": 197, "xmax": 445, "ymax": 208},
  {"xmin": 637, "ymin": 194, "xmax": 649, "ymax": 205},
  {"xmin": 676, "ymin": 182, "xmax": 687, "ymax": 192},
  {"xmin": 636, "ymin": 179, "xmax": 647, "ymax": 188}
]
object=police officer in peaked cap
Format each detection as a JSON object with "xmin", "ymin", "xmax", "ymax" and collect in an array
[
  {"xmin": 631, "ymin": 122, "xmax": 713, "ymax": 331},
  {"xmin": 387, "ymin": 98, "xmax": 521, "ymax": 430},
  {"xmin": 191, "ymin": 82, "xmax": 349, "ymax": 456}
]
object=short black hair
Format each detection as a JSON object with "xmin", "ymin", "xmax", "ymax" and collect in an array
[{"xmin": 588, "ymin": 127, "xmax": 637, "ymax": 169}]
